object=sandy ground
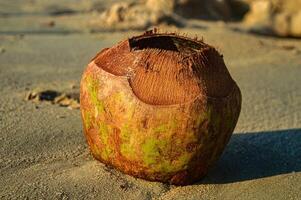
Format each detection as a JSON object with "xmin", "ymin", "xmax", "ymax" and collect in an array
[{"xmin": 1, "ymin": 1, "xmax": 301, "ymax": 199}]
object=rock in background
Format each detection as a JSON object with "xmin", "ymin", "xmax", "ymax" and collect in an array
[
  {"xmin": 95, "ymin": 0, "xmax": 301, "ymax": 37},
  {"xmin": 95, "ymin": 0, "xmax": 249, "ymax": 30},
  {"xmin": 95, "ymin": 1, "xmax": 185, "ymax": 30},
  {"xmin": 243, "ymin": 0, "xmax": 301, "ymax": 37}
]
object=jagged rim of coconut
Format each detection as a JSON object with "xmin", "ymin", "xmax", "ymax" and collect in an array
[{"xmin": 128, "ymin": 31, "xmax": 218, "ymax": 55}]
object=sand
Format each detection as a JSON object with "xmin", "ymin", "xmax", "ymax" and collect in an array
[{"xmin": 0, "ymin": 1, "xmax": 301, "ymax": 199}]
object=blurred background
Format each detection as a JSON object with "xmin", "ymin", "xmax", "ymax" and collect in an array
[{"xmin": 1, "ymin": 0, "xmax": 301, "ymax": 37}]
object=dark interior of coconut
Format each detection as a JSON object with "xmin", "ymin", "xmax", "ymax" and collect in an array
[{"xmin": 129, "ymin": 35, "xmax": 207, "ymax": 55}]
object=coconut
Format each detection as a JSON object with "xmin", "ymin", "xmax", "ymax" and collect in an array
[{"xmin": 80, "ymin": 30, "xmax": 241, "ymax": 185}]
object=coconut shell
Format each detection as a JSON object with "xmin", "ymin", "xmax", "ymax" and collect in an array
[{"xmin": 80, "ymin": 31, "xmax": 241, "ymax": 185}]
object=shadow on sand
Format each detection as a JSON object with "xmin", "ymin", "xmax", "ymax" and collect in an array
[{"xmin": 200, "ymin": 128, "xmax": 301, "ymax": 184}]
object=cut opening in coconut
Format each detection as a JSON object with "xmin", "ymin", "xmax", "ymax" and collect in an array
[{"xmin": 129, "ymin": 34, "xmax": 208, "ymax": 55}]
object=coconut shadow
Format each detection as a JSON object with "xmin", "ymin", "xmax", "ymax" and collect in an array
[{"xmin": 198, "ymin": 128, "xmax": 301, "ymax": 184}]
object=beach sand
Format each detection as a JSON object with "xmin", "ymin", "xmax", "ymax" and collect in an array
[{"xmin": 1, "ymin": 1, "xmax": 301, "ymax": 199}]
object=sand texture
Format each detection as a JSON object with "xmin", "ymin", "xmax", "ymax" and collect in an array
[{"xmin": 1, "ymin": 1, "xmax": 301, "ymax": 199}]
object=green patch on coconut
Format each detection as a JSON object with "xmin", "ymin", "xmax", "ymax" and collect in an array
[
  {"xmin": 120, "ymin": 125, "xmax": 136, "ymax": 159},
  {"xmin": 98, "ymin": 122, "xmax": 114, "ymax": 160},
  {"xmin": 83, "ymin": 110, "xmax": 92, "ymax": 130},
  {"xmin": 153, "ymin": 124, "xmax": 168, "ymax": 133},
  {"xmin": 155, "ymin": 153, "xmax": 192, "ymax": 173},
  {"xmin": 141, "ymin": 137, "xmax": 167, "ymax": 166},
  {"xmin": 86, "ymin": 75, "xmax": 105, "ymax": 114}
]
